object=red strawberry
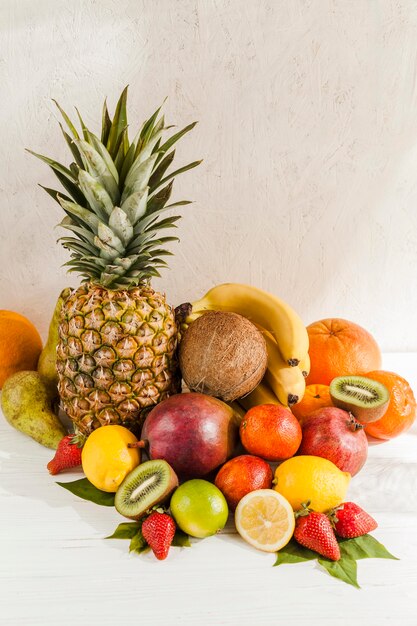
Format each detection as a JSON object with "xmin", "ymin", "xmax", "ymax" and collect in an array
[
  {"xmin": 330, "ymin": 502, "xmax": 378, "ymax": 538},
  {"xmin": 142, "ymin": 511, "xmax": 176, "ymax": 560},
  {"xmin": 294, "ymin": 509, "xmax": 341, "ymax": 561},
  {"xmin": 47, "ymin": 433, "xmax": 85, "ymax": 475}
]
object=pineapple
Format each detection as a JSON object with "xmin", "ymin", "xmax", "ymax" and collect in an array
[{"xmin": 29, "ymin": 87, "xmax": 200, "ymax": 434}]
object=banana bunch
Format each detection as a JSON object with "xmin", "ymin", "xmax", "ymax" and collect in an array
[{"xmin": 180, "ymin": 283, "xmax": 310, "ymax": 408}]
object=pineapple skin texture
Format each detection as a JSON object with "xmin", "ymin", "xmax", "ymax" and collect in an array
[{"xmin": 56, "ymin": 283, "xmax": 181, "ymax": 435}]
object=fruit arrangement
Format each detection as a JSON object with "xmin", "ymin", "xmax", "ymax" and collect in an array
[{"xmin": 1, "ymin": 88, "xmax": 416, "ymax": 586}]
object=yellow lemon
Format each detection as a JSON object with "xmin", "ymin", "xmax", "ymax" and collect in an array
[
  {"xmin": 273, "ymin": 455, "xmax": 350, "ymax": 513},
  {"xmin": 235, "ymin": 489, "xmax": 295, "ymax": 553},
  {"xmin": 81, "ymin": 425, "xmax": 141, "ymax": 492}
]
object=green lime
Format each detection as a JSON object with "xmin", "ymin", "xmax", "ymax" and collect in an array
[{"xmin": 170, "ymin": 479, "xmax": 229, "ymax": 538}]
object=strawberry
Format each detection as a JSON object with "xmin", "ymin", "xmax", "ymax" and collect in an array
[
  {"xmin": 47, "ymin": 433, "xmax": 85, "ymax": 475},
  {"xmin": 330, "ymin": 502, "xmax": 378, "ymax": 538},
  {"xmin": 142, "ymin": 511, "xmax": 176, "ymax": 560},
  {"xmin": 294, "ymin": 509, "xmax": 340, "ymax": 561}
]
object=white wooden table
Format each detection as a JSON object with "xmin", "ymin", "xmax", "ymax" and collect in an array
[{"xmin": 1, "ymin": 353, "xmax": 416, "ymax": 626}]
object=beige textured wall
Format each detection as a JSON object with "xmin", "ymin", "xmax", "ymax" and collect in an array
[{"xmin": 1, "ymin": 0, "xmax": 417, "ymax": 350}]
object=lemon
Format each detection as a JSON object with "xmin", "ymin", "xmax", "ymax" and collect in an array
[
  {"xmin": 81, "ymin": 425, "xmax": 141, "ymax": 492},
  {"xmin": 170, "ymin": 479, "xmax": 229, "ymax": 538},
  {"xmin": 273, "ymin": 455, "xmax": 350, "ymax": 513},
  {"xmin": 235, "ymin": 489, "xmax": 295, "ymax": 553}
]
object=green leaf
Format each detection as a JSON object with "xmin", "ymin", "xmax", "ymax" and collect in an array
[
  {"xmin": 51, "ymin": 169, "xmax": 88, "ymax": 208},
  {"xmin": 114, "ymin": 126, "xmax": 128, "ymax": 173},
  {"xmin": 52, "ymin": 99, "xmax": 80, "ymax": 139},
  {"xmin": 58, "ymin": 197, "xmax": 100, "ymax": 233},
  {"xmin": 121, "ymin": 153, "xmax": 158, "ymax": 204},
  {"xmin": 39, "ymin": 185, "xmax": 72, "ymax": 206},
  {"xmin": 59, "ymin": 124, "xmax": 84, "ymax": 168},
  {"xmin": 339, "ymin": 534, "xmax": 399, "ymax": 561},
  {"xmin": 157, "ymin": 122, "xmax": 198, "ymax": 157},
  {"xmin": 149, "ymin": 150, "xmax": 175, "ymax": 191},
  {"xmin": 59, "ymin": 222, "xmax": 97, "ymax": 246},
  {"xmin": 78, "ymin": 170, "xmax": 114, "ymax": 219},
  {"xmin": 75, "ymin": 107, "xmax": 89, "ymax": 140},
  {"xmin": 101, "ymin": 99, "xmax": 112, "ymax": 145},
  {"xmin": 59, "ymin": 237, "xmax": 97, "ymax": 256},
  {"xmin": 144, "ymin": 215, "xmax": 181, "ymax": 233},
  {"xmin": 275, "ymin": 542, "xmax": 359, "ymax": 588},
  {"xmin": 156, "ymin": 160, "xmax": 202, "ymax": 190},
  {"xmin": 75, "ymin": 140, "xmax": 119, "ymax": 204},
  {"xmin": 107, "ymin": 86, "xmax": 128, "ymax": 159},
  {"xmin": 129, "ymin": 530, "xmax": 149, "ymax": 555},
  {"xmin": 318, "ymin": 557, "xmax": 360, "ymax": 589},
  {"xmin": 85, "ymin": 130, "xmax": 119, "ymax": 184},
  {"xmin": 119, "ymin": 137, "xmax": 138, "ymax": 187},
  {"xmin": 56, "ymin": 478, "xmax": 115, "ymax": 506},
  {"xmin": 26, "ymin": 149, "xmax": 76, "ymax": 182},
  {"xmin": 171, "ymin": 529, "xmax": 192, "ymax": 548},
  {"xmin": 138, "ymin": 102, "xmax": 166, "ymax": 153},
  {"xmin": 106, "ymin": 522, "xmax": 141, "ymax": 540},
  {"xmin": 146, "ymin": 180, "xmax": 173, "ymax": 214},
  {"xmin": 273, "ymin": 535, "xmax": 397, "ymax": 588},
  {"xmin": 274, "ymin": 539, "xmax": 318, "ymax": 565},
  {"xmin": 27, "ymin": 150, "xmax": 87, "ymax": 208}
]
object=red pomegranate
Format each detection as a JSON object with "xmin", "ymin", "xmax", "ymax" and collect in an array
[{"xmin": 298, "ymin": 407, "xmax": 368, "ymax": 476}]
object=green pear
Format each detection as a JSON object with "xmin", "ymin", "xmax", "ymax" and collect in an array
[
  {"xmin": 1, "ymin": 371, "xmax": 67, "ymax": 448},
  {"xmin": 37, "ymin": 288, "xmax": 72, "ymax": 395}
]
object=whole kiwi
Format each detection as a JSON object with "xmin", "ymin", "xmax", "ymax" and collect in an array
[{"xmin": 179, "ymin": 310, "xmax": 268, "ymax": 401}]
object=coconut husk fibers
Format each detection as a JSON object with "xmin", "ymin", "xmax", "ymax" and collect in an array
[{"xmin": 179, "ymin": 310, "xmax": 268, "ymax": 401}]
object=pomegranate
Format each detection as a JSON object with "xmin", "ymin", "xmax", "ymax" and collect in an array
[
  {"xmin": 140, "ymin": 393, "xmax": 239, "ymax": 478},
  {"xmin": 297, "ymin": 407, "xmax": 368, "ymax": 476}
]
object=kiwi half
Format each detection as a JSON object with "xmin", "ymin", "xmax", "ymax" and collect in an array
[
  {"xmin": 329, "ymin": 375, "xmax": 390, "ymax": 424},
  {"xmin": 115, "ymin": 459, "xmax": 178, "ymax": 520}
]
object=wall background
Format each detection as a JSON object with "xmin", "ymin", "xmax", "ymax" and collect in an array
[{"xmin": 1, "ymin": 0, "xmax": 417, "ymax": 351}]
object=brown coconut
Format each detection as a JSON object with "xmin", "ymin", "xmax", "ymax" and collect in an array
[{"xmin": 179, "ymin": 310, "xmax": 268, "ymax": 401}]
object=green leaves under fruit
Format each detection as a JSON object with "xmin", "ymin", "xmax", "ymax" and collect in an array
[
  {"xmin": 172, "ymin": 529, "xmax": 192, "ymax": 548},
  {"xmin": 274, "ymin": 535, "xmax": 398, "ymax": 588},
  {"xmin": 339, "ymin": 534, "xmax": 399, "ymax": 561},
  {"xmin": 318, "ymin": 557, "xmax": 359, "ymax": 588},
  {"xmin": 106, "ymin": 522, "xmax": 141, "ymax": 540},
  {"xmin": 105, "ymin": 521, "xmax": 149, "ymax": 555},
  {"xmin": 274, "ymin": 540, "xmax": 318, "ymax": 565},
  {"xmin": 106, "ymin": 521, "xmax": 192, "ymax": 556},
  {"xmin": 129, "ymin": 530, "xmax": 149, "ymax": 555},
  {"xmin": 56, "ymin": 478, "xmax": 115, "ymax": 506}
]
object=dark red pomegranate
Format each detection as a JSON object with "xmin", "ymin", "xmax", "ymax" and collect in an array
[
  {"xmin": 297, "ymin": 407, "xmax": 368, "ymax": 476},
  {"xmin": 140, "ymin": 392, "xmax": 239, "ymax": 478}
]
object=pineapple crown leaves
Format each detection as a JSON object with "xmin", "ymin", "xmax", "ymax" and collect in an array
[{"xmin": 27, "ymin": 86, "xmax": 201, "ymax": 289}]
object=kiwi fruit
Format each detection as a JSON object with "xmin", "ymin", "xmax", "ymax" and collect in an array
[
  {"xmin": 329, "ymin": 375, "xmax": 390, "ymax": 424},
  {"xmin": 115, "ymin": 459, "xmax": 178, "ymax": 520}
]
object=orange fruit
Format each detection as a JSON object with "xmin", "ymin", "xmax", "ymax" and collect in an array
[
  {"xmin": 214, "ymin": 455, "xmax": 273, "ymax": 510},
  {"xmin": 0, "ymin": 311, "xmax": 43, "ymax": 389},
  {"xmin": 291, "ymin": 384, "xmax": 332, "ymax": 424},
  {"xmin": 306, "ymin": 318, "xmax": 381, "ymax": 386},
  {"xmin": 240, "ymin": 404, "xmax": 302, "ymax": 461},
  {"xmin": 363, "ymin": 370, "xmax": 416, "ymax": 440}
]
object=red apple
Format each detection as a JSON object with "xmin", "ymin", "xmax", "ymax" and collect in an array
[{"xmin": 297, "ymin": 407, "xmax": 368, "ymax": 476}]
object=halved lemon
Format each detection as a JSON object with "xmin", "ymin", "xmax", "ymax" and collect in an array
[{"xmin": 235, "ymin": 489, "xmax": 295, "ymax": 552}]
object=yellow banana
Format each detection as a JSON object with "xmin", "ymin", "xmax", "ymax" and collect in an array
[
  {"xmin": 226, "ymin": 400, "xmax": 246, "ymax": 423},
  {"xmin": 190, "ymin": 283, "xmax": 308, "ymax": 366},
  {"xmin": 298, "ymin": 352, "xmax": 310, "ymax": 378},
  {"xmin": 238, "ymin": 380, "xmax": 284, "ymax": 411},
  {"xmin": 259, "ymin": 327, "xmax": 306, "ymax": 406}
]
